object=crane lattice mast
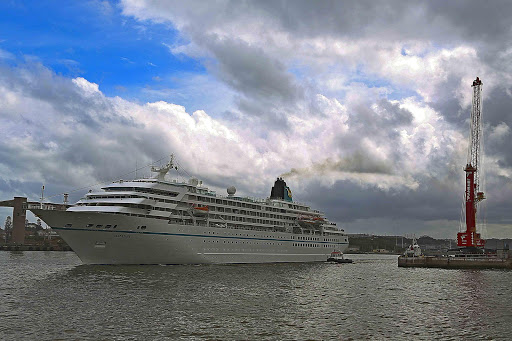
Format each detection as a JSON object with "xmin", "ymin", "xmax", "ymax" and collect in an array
[{"xmin": 457, "ymin": 77, "xmax": 485, "ymax": 248}]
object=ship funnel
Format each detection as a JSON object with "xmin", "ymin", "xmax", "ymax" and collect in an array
[{"xmin": 270, "ymin": 178, "xmax": 293, "ymax": 202}]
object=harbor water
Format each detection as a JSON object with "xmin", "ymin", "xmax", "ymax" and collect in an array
[{"xmin": 1, "ymin": 252, "xmax": 511, "ymax": 340}]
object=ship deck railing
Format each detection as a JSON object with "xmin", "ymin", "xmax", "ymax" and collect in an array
[{"xmin": 168, "ymin": 219, "xmax": 338, "ymax": 235}]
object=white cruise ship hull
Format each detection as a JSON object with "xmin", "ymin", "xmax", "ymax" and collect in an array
[{"xmin": 33, "ymin": 209, "xmax": 349, "ymax": 265}]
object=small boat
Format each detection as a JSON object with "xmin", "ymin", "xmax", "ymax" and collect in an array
[
  {"xmin": 297, "ymin": 215, "xmax": 324, "ymax": 228},
  {"xmin": 191, "ymin": 204, "xmax": 209, "ymax": 216},
  {"xmin": 327, "ymin": 250, "xmax": 353, "ymax": 263},
  {"xmin": 403, "ymin": 237, "xmax": 422, "ymax": 257}
]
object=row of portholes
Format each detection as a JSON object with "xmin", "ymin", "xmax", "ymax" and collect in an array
[
  {"xmin": 203, "ymin": 240, "xmax": 283, "ymax": 246},
  {"xmin": 293, "ymin": 243, "xmax": 336, "ymax": 248}
]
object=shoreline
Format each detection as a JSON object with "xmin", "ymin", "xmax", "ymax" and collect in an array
[{"xmin": 0, "ymin": 245, "xmax": 72, "ymax": 251}]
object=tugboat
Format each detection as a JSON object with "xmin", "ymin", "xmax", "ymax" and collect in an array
[{"xmin": 327, "ymin": 250, "xmax": 353, "ymax": 263}]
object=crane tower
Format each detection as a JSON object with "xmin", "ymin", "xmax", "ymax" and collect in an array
[{"xmin": 457, "ymin": 77, "xmax": 485, "ymax": 248}]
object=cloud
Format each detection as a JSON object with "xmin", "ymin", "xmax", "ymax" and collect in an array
[
  {"xmin": 120, "ymin": 0, "xmax": 512, "ymax": 133},
  {"xmin": 0, "ymin": 48, "xmax": 14, "ymax": 60},
  {"xmin": 55, "ymin": 59, "xmax": 83, "ymax": 76},
  {"xmin": 3, "ymin": 1, "xmax": 512, "ymax": 239},
  {"xmin": 0, "ymin": 59, "xmax": 507, "ymax": 239},
  {"xmin": 205, "ymin": 37, "xmax": 302, "ymax": 104},
  {"xmin": 72, "ymin": 77, "xmax": 100, "ymax": 96},
  {"xmin": 489, "ymin": 122, "xmax": 510, "ymax": 142}
]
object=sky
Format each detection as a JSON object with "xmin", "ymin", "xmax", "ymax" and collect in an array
[{"xmin": 1, "ymin": 0, "xmax": 512, "ymax": 238}]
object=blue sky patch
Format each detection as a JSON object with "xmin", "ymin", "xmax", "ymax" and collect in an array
[{"xmin": 0, "ymin": 0, "xmax": 205, "ymax": 102}]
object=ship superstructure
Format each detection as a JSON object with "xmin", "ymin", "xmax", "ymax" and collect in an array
[{"xmin": 32, "ymin": 158, "xmax": 348, "ymax": 264}]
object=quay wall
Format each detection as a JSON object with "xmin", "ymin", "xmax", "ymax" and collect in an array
[
  {"xmin": 398, "ymin": 256, "xmax": 512, "ymax": 269},
  {"xmin": 0, "ymin": 245, "xmax": 72, "ymax": 251}
]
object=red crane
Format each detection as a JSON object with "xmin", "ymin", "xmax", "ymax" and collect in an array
[{"xmin": 457, "ymin": 77, "xmax": 485, "ymax": 248}]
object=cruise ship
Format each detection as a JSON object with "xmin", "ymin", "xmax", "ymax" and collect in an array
[{"xmin": 32, "ymin": 157, "xmax": 348, "ymax": 264}]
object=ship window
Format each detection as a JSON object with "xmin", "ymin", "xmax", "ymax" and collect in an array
[
  {"xmin": 113, "ymin": 225, "xmax": 117, "ymax": 229},
  {"xmin": 105, "ymin": 225, "xmax": 112, "ymax": 228},
  {"xmin": 96, "ymin": 225, "xmax": 103, "ymax": 228},
  {"xmin": 65, "ymin": 223, "xmax": 72, "ymax": 227},
  {"xmin": 86, "ymin": 224, "xmax": 93, "ymax": 228}
]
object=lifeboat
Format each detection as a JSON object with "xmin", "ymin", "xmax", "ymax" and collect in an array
[
  {"xmin": 191, "ymin": 205, "xmax": 209, "ymax": 216},
  {"xmin": 297, "ymin": 215, "xmax": 323, "ymax": 228}
]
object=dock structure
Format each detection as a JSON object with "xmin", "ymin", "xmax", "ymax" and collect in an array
[
  {"xmin": 0, "ymin": 197, "xmax": 69, "ymax": 245},
  {"xmin": 398, "ymin": 78, "xmax": 512, "ymax": 271},
  {"xmin": 1, "ymin": 197, "xmax": 28, "ymax": 245},
  {"xmin": 398, "ymin": 255, "xmax": 512, "ymax": 270}
]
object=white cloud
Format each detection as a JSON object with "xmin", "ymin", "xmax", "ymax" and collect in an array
[
  {"xmin": 72, "ymin": 77, "xmax": 100, "ymax": 96},
  {"xmin": 1, "ymin": 63, "xmax": 464, "ymax": 197},
  {"xmin": 3, "ymin": 1, "xmax": 512, "ymax": 238},
  {"xmin": 489, "ymin": 122, "xmax": 510, "ymax": 142},
  {"xmin": 0, "ymin": 48, "xmax": 14, "ymax": 60}
]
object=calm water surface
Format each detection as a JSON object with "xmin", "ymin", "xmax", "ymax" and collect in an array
[{"xmin": 1, "ymin": 252, "xmax": 511, "ymax": 340}]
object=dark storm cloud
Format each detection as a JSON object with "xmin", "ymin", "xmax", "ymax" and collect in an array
[
  {"xmin": 135, "ymin": 0, "xmax": 512, "ymax": 47},
  {"xmin": 477, "ymin": 89, "xmax": 512, "ymax": 170},
  {"xmin": 255, "ymin": 0, "xmax": 512, "ymax": 43},
  {"xmin": 192, "ymin": 35, "xmax": 304, "ymax": 127},
  {"xmin": 350, "ymin": 99, "xmax": 413, "ymax": 134},
  {"xmin": 333, "ymin": 97, "xmax": 415, "ymax": 170},
  {"xmin": 124, "ymin": 0, "xmax": 512, "ymax": 128},
  {"xmin": 124, "ymin": 1, "xmax": 512, "ymax": 106},
  {"xmin": 235, "ymin": 95, "xmax": 290, "ymax": 129},
  {"xmin": 431, "ymin": 84, "xmax": 512, "ymax": 167},
  {"xmin": 483, "ymin": 88, "xmax": 512, "ymax": 132},
  {"xmin": 203, "ymin": 37, "xmax": 302, "ymax": 104},
  {"xmin": 429, "ymin": 96, "xmax": 465, "ymax": 126},
  {"xmin": 425, "ymin": 0, "xmax": 512, "ymax": 43},
  {"xmin": 301, "ymin": 176, "xmax": 462, "ymax": 224}
]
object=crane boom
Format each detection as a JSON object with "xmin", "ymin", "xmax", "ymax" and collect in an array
[
  {"xmin": 469, "ymin": 77, "xmax": 483, "ymax": 190},
  {"xmin": 457, "ymin": 77, "xmax": 485, "ymax": 248}
]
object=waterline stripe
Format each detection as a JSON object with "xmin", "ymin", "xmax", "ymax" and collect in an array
[
  {"xmin": 201, "ymin": 252, "xmax": 328, "ymax": 256},
  {"xmin": 52, "ymin": 227, "xmax": 349, "ymax": 245}
]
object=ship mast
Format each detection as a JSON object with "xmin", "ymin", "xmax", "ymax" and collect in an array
[
  {"xmin": 151, "ymin": 154, "xmax": 176, "ymax": 181},
  {"xmin": 457, "ymin": 77, "xmax": 485, "ymax": 248}
]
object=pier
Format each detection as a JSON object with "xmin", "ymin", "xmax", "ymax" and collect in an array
[
  {"xmin": 1, "ymin": 197, "xmax": 70, "ymax": 247},
  {"xmin": 398, "ymin": 255, "xmax": 512, "ymax": 269}
]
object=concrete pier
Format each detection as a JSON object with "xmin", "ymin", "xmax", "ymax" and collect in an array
[
  {"xmin": 1, "ymin": 197, "xmax": 70, "ymax": 245},
  {"xmin": 398, "ymin": 256, "xmax": 512, "ymax": 269},
  {"xmin": 12, "ymin": 197, "xmax": 27, "ymax": 244},
  {"xmin": 0, "ymin": 197, "xmax": 28, "ymax": 245}
]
